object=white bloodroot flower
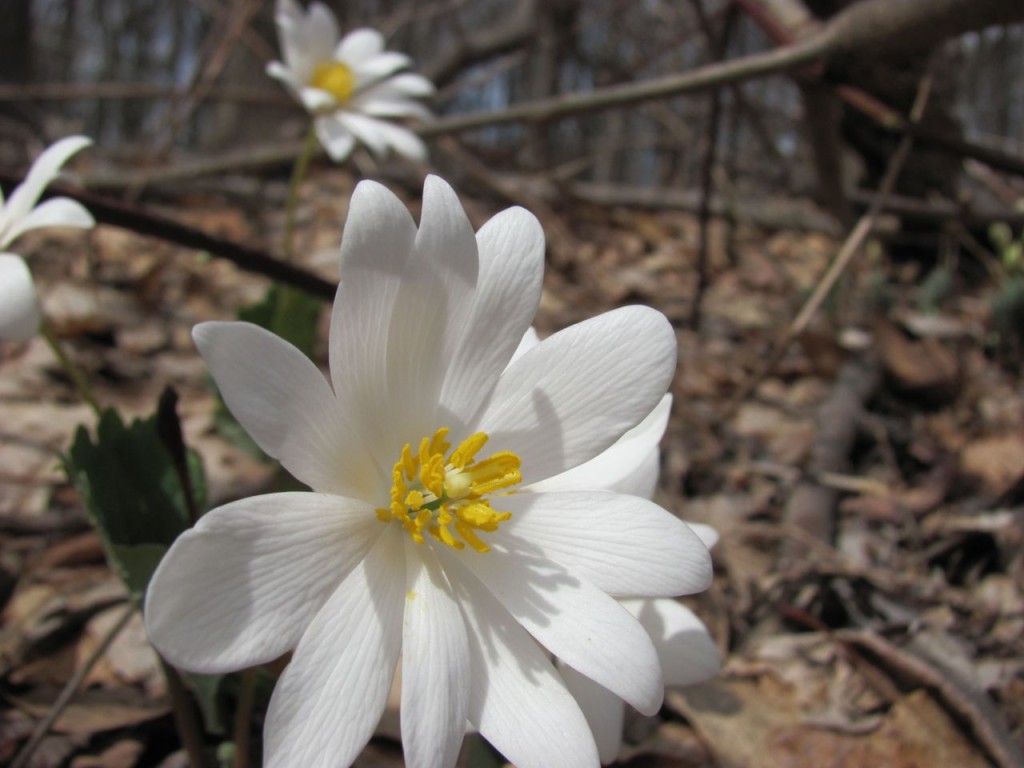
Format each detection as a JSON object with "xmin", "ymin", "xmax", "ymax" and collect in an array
[
  {"xmin": 0, "ymin": 136, "xmax": 94, "ymax": 342},
  {"xmin": 144, "ymin": 176, "xmax": 713, "ymax": 768},
  {"xmin": 266, "ymin": 0, "xmax": 434, "ymax": 163}
]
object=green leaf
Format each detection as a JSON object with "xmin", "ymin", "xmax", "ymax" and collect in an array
[
  {"xmin": 65, "ymin": 394, "xmax": 206, "ymax": 598},
  {"xmin": 238, "ymin": 284, "xmax": 321, "ymax": 359},
  {"xmin": 111, "ymin": 543, "xmax": 168, "ymax": 598}
]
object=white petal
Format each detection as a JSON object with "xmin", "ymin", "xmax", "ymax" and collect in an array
[
  {"xmin": 351, "ymin": 97, "xmax": 432, "ymax": 119},
  {"xmin": 497, "ymin": 491, "xmax": 713, "ymax": 598},
  {"xmin": 558, "ymin": 662, "xmax": 625, "ymax": 765},
  {"xmin": 401, "ymin": 541, "xmax": 469, "ymax": 768},
  {"xmin": 372, "ymin": 73, "xmax": 436, "ymax": 98},
  {"xmin": 381, "ymin": 175, "xmax": 478, "ymax": 443},
  {"xmin": 334, "ymin": 111, "xmax": 391, "ymax": 156},
  {"xmin": 334, "ymin": 176, "xmax": 479, "ymax": 463},
  {"xmin": 441, "ymin": 552, "xmax": 599, "ymax": 768},
  {"xmin": 298, "ymin": 86, "xmax": 336, "ymax": 113},
  {"xmin": 529, "ymin": 394, "xmax": 671, "ymax": 496},
  {"xmin": 1, "ymin": 136, "xmax": 91, "ymax": 246},
  {"xmin": 609, "ymin": 448, "xmax": 660, "ymax": 498},
  {"xmin": 354, "ymin": 51, "xmax": 412, "ymax": 81},
  {"xmin": 194, "ymin": 321, "xmax": 382, "ymax": 498},
  {"xmin": 438, "ymin": 207, "xmax": 545, "ymax": 435},
  {"xmin": 342, "ymin": 117, "xmax": 428, "ymax": 162},
  {"xmin": 302, "ymin": 2, "xmax": 341, "ymax": 64},
  {"xmin": 459, "ymin": 542, "xmax": 664, "ymax": 715},
  {"xmin": 335, "ymin": 28, "xmax": 385, "ymax": 64},
  {"xmin": 477, "ymin": 305, "xmax": 677, "ymax": 484},
  {"xmin": 0, "ymin": 253, "xmax": 40, "ymax": 342},
  {"xmin": 379, "ymin": 121, "xmax": 429, "ymax": 162},
  {"xmin": 314, "ymin": 116, "xmax": 356, "ymax": 162},
  {"xmin": 2, "ymin": 197, "xmax": 94, "ymax": 245},
  {"xmin": 329, "ymin": 180, "xmax": 417, "ymax": 467},
  {"xmin": 624, "ymin": 599, "xmax": 722, "ymax": 687},
  {"xmin": 509, "ymin": 327, "xmax": 540, "ymax": 364},
  {"xmin": 144, "ymin": 492, "xmax": 382, "ymax": 673},
  {"xmin": 264, "ymin": 526, "xmax": 405, "ymax": 768},
  {"xmin": 274, "ymin": 11, "xmax": 315, "ymax": 86},
  {"xmin": 274, "ymin": 0, "xmax": 334, "ymax": 83},
  {"xmin": 265, "ymin": 60, "xmax": 304, "ymax": 102},
  {"xmin": 688, "ymin": 522, "xmax": 720, "ymax": 550},
  {"xmin": 349, "ymin": 75, "xmax": 436, "ymax": 117}
]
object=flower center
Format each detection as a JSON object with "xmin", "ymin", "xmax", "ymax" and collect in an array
[
  {"xmin": 376, "ymin": 428, "xmax": 521, "ymax": 553},
  {"xmin": 310, "ymin": 61, "xmax": 356, "ymax": 104}
]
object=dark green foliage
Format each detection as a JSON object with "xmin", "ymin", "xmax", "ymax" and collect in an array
[{"xmin": 65, "ymin": 390, "xmax": 206, "ymax": 597}]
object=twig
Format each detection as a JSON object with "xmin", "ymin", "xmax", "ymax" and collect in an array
[
  {"xmin": 837, "ymin": 630, "xmax": 1024, "ymax": 768},
  {"xmin": 10, "ymin": 602, "xmax": 136, "ymax": 768},
  {"xmin": 0, "ymin": 174, "xmax": 336, "ymax": 301},
  {"xmin": 419, "ymin": 0, "xmax": 1022, "ymax": 137},
  {"xmin": 156, "ymin": 0, "xmax": 262, "ymax": 158},
  {"xmin": 782, "ymin": 355, "xmax": 880, "ymax": 543},
  {"xmin": 688, "ymin": 0, "xmax": 736, "ymax": 330},
  {"xmin": 724, "ymin": 70, "xmax": 934, "ymax": 415},
  {"xmin": 0, "ymin": 82, "xmax": 289, "ymax": 104}
]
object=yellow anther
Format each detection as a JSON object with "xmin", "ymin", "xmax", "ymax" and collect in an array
[
  {"xmin": 376, "ymin": 427, "xmax": 521, "ymax": 552},
  {"xmin": 310, "ymin": 61, "xmax": 356, "ymax": 104},
  {"xmin": 462, "ymin": 452, "xmax": 521, "ymax": 495},
  {"xmin": 450, "ymin": 432, "xmax": 488, "ymax": 468}
]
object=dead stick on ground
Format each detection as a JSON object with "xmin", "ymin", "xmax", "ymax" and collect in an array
[
  {"xmin": 782, "ymin": 355, "xmax": 879, "ymax": 543},
  {"xmin": 837, "ymin": 630, "xmax": 1024, "ymax": 768},
  {"xmin": 10, "ymin": 602, "xmax": 136, "ymax": 768},
  {"xmin": 724, "ymin": 70, "xmax": 934, "ymax": 417}
]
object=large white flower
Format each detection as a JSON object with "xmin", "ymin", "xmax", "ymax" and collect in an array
[
  {"xmin": 0, "ymin": 136, "xmax": 94, "ymax": 342},
  {"xmin": 267, "ymin": 0, "xmax": 434, "ymax": 163},
  {"xmin": 144, "ymin": 176, "xmax": 712, "ymax": 768}
]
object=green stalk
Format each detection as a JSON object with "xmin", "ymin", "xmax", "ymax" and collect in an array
[
  {"xmin": 40, "ymin": 317, "xmax": 101, "ymax": 417},
  {"xmin": 281, "ymin": 125, "xmax": 320, "ymax": 264}
]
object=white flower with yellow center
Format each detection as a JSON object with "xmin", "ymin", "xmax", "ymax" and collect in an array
[
  {"xmin": 0, "ymin": 136, "xmax": 94, "ymax": 342},
  {"xmin": 144, "ymin": 176, "xmax": 712, "ymax": 768},
  {"xmin": 266, "ymin": 0, "xmax": 434, "ymax": 163}
]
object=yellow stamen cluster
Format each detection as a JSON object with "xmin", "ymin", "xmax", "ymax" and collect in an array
[
  {"xmin": 376, "ymin": 428, "xmax": 521, "ymax": 553},
  {"xmin": 310, "ymin": 61, "xmax": 356, "ymax": 104}
]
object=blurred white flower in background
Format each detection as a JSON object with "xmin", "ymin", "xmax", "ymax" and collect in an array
[
  {"xmin": 267, "ymin": 0, "xmax": 434, "ymax": 163},
  {"xmin": 0, "ymin": 136, "xmax": 94, "ymax": 342},
  {"xmin": 145, "ymin": 175, "xmax": 713, "ymax": 768}
]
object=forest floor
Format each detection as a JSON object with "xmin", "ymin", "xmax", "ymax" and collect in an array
[{"xmin": 1, "ymin": 163, "xmax": 1022, "ymax": 767}]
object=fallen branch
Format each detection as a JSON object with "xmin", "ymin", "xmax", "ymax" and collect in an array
[
  {"xmin": 838, "ymin": 630, "xmax": 1024, "ymax": 768},
  {"xmin": 0, "ymin": 174, "xmax": 336, "ymax": 300},
  {"xmin": 420, "ymin": 0, "xmax": 1023, "ymax": 136},
  {"xmin": 783, "ymin": 355, "xmax": 880, "ymax": 542},
  {"xmin": 725, "ymin": 70, "xmax": 933, "ymax": 414}
]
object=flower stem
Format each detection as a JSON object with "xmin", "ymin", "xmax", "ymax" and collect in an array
[
  {"xmin": 281, "ymin": 125, "xmax": 320, "ymax": 263},
  {"xmin": 159, "ymin": 657, "xmax": 211, "ymax": 768},
  {"xmin": 39, "ymin": 318, "xmax": 101, "ymax": 418},
  {"xmin": 231, "ymin": 667, "xmax": 257, "ymax": 768}
]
